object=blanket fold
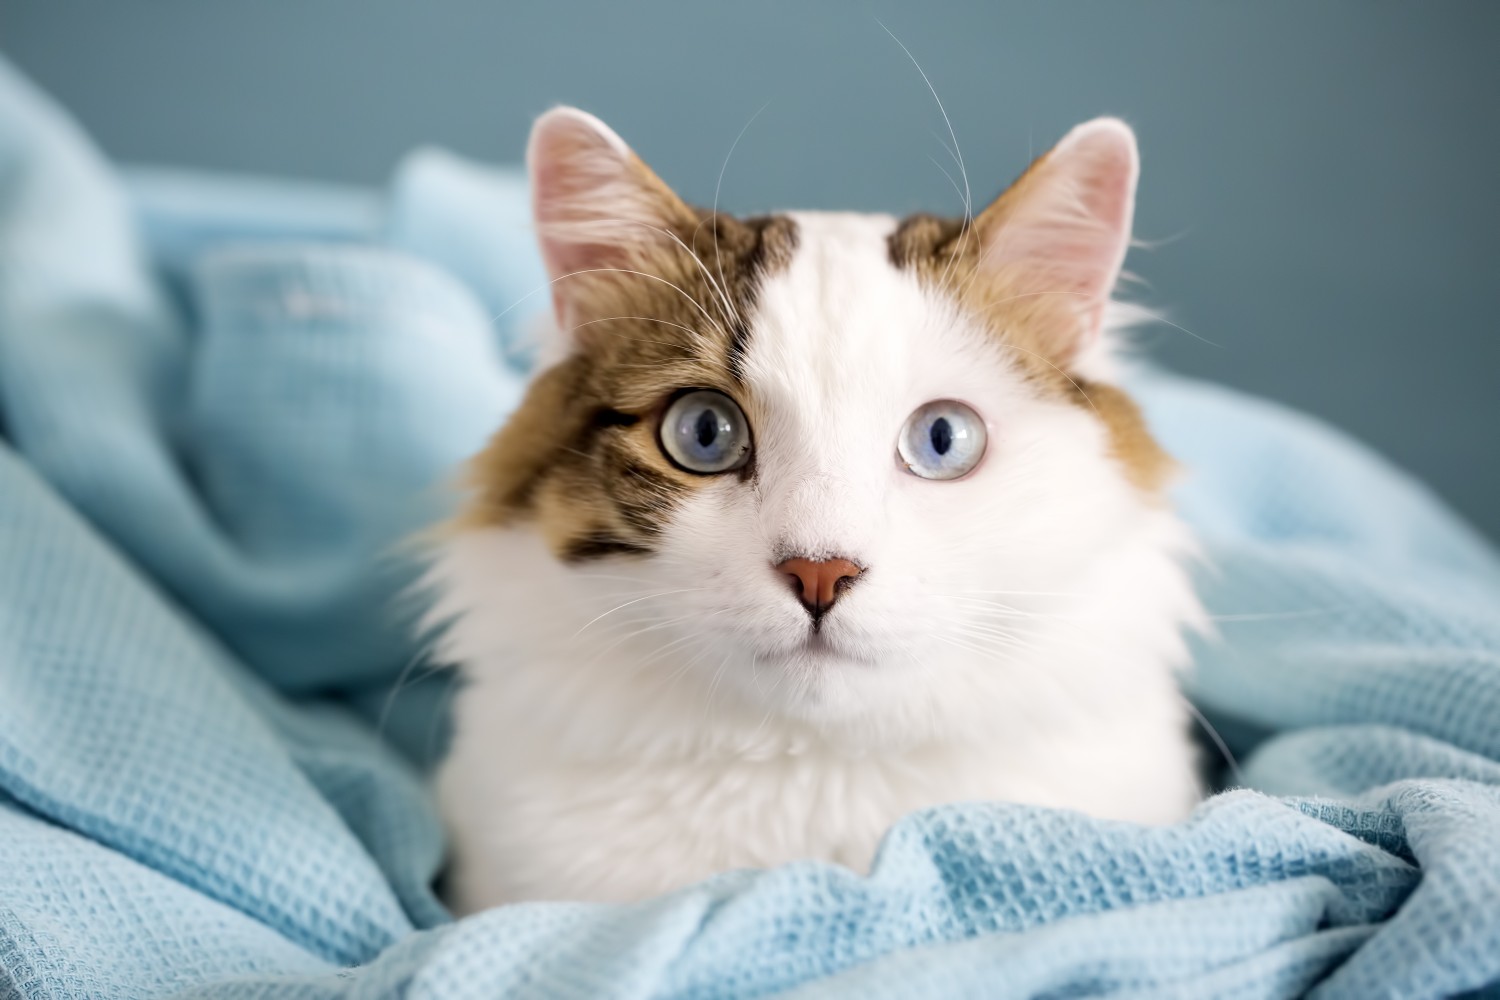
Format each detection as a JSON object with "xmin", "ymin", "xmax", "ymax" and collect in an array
[{"xmin": 0, "ymin": 55, "xmax": 1497, "ymax": 999}]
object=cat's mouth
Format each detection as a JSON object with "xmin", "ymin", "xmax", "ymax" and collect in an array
[
  {"xmin": 793, "ymin": 628, "xmax": 874, "ymax": 665},
  {"xmin": 802, "ymin": 631, "xmax": 835, "ymax": 655}
]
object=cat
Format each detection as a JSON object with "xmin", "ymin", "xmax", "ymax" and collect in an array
[{"xmin": 426, "ymin": 106, "xmax": 1205, "ymax": 912}]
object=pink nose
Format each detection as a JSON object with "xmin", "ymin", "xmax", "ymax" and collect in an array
[{"xmin": 776, "ymin": 557, "xmax": 862, "ymax": 620}]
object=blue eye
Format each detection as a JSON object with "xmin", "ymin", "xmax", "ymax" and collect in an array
[
  {"xmin": 660, "ymin": 390, "xmax": 752, "ymax": 473},
  {"xmin": 898, "ymin": 400, "xmax": 987, "ymax": 480}
]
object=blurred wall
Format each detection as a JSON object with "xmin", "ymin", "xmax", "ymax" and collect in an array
[{"xmin": 4, "ymin": 0, "xmax": 1497, "ymax": 539}]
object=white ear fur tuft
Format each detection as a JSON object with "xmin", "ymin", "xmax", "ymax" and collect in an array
[{"xmin": 976, "ymin": 117, "xmax": 1140, "ymax": 355}]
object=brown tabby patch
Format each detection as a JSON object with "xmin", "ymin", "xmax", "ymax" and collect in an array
[
  {"xmin": 460, "ymin": 212, "xmax": 798, "ymax": 560},
  {"xmin": 887, "ymin": 210, "xmax": 1173, "ymax": 496}
]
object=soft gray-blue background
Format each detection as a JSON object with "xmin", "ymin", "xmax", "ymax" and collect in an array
[{"xmin": 3, "ymin": 0, "xmax": 1496, "ymax": 539}]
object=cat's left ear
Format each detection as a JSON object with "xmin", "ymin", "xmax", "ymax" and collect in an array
[{"xmin": 973, "ymin": 118, "xmax": 1138, "ymax": 359}]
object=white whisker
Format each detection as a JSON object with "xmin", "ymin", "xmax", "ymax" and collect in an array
[
  {"xmin": 878, "ymin": 18, "xmax": 972, "ymax": 293},
  {"xmin": 573, "ymin": 588, "xmax": 706, "ymax": 638},
  {"xmin": 711, "ymin": 100, "xmax": 773, "ymax": 331},
  {"xmin": 492, "ymin": 265, "xmax": 731, "ymax": 343},
  {"xmin": 1183, "ymin": 700, "xmax": 1244, "ymax": 785}
]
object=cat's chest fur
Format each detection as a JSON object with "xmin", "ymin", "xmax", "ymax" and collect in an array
[{"xmin": 438, "ymin": 705, "xmax": 1196, "ymax": 910}]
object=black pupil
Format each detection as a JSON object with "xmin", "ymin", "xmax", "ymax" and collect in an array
[
  {"xmin": 930, "ymin": 416, "xmax": 953, "ymax": 456},
  {"xmin": 694, "ymin": 408, "xmax": 721, "ymax": 449}
]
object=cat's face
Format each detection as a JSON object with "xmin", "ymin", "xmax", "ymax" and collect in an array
[{"xmin": 458, "ymin": 108, "xmax": 1174, "ymax": 733}]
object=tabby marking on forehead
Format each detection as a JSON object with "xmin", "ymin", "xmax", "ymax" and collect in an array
[
  {"xmin": 460, "ymin": 213, "xmax": 799, "ymax": 560},
  {"xmin": 887, "ymin": 211, "xmax": 1173, "ymax": 496}
]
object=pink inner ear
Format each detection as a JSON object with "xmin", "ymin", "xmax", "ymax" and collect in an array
[
  {"xmin": 983, "ymin": 119, "xmax": 1139, "ymax": 347},
  {"xmin": 527, "ymin": 108, "xmax": 680, "ymax": 332},
  {"xmin": 528, "ymin": 109, "xmax": 636, "ymax": 287}
]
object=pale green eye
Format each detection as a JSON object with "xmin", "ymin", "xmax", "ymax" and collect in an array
[
  {"xmin": 659, "ymin": 390, "xmax": 753, "ymax": 473},
  {"xmin": 898, "ymin": 400, "xmax": 987, "ymax": 480}
]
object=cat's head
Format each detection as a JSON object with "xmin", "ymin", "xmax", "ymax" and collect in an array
[{"xmin": 450, "ymin": 108, "xmax": 1189, "ymax": 740}]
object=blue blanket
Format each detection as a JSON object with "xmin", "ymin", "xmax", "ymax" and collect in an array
[{"xmin": 1, "ymin": 57, "xmax": 1497, "ymax": 999}]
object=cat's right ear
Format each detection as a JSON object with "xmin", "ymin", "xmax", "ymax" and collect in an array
[{"xmin": 528, "ymin": 107, "xmax": 695, "ymax": 333}]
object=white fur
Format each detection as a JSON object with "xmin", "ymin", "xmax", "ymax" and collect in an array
[{"xmin": 429, "ymin": 210, "xmax": 1205, "ymax": 912}]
